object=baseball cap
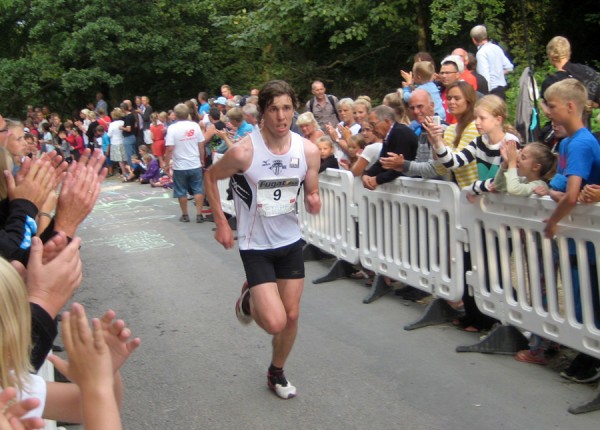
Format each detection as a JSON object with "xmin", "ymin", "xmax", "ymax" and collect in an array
[{"xmin": 215, "ymin": 97, "xmax": 227, "ymax": 106}]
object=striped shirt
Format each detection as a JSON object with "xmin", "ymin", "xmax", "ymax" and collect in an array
[
  {"xmin": 435, "ymin": 132, "xmax": 520, "ymax": 194},
  {"xmin": 435, "ymin": 121, "xmax": 480, "ymax": 189}
]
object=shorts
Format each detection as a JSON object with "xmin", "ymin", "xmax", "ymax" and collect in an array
[
  {"xmin": 173, "ymin": 167, "xmax": 204, "ymax": 198},
  {"xmin": 239, "ymin": 239, "xmax": 305, "ymax": 288},
  {"xmin": 110, "ymin": 144, "xmax": 126, "ymax": 162}
]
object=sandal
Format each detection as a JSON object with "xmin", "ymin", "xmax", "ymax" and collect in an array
[{"xmin": 515, "ymin": 349, "xmax": 546, "ymax": 365}]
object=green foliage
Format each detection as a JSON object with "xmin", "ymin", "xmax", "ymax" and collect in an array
[
  {"xmin": 0, "ymin": 0, "xmax": 598, "ymax": 118},
  {"xmin": 429, "ymin": 0, "xmax": 505, "ymax": 45}
]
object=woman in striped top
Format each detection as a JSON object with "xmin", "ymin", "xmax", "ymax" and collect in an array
[{"xmin": 433, "ymin": 81, "xmax": 480, "ymax": 188}]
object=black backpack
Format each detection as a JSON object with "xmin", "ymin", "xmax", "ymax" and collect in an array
[{"xmin": 564, "ymin": 62, "xmax": 600, "ymax": 103}]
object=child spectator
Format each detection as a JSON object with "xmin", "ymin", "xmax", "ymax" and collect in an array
[
  {"xmin": 317, "ymin": 136, "xmax": 339, "ymax": 173},
  {"xmin": 350, "ymin": 120, "xmax": 383, "ymax": 177},
  {"xmin": 493, "ymin": 141, "xmax": 556, "ymax": 196},
  {"xmin": 56, "ymin": 130, "xmax": 70, "ymax": 161},
  {"xmin": 0, "ymin": 258, "xmax": 140, "ymax": 427},
  {"xmin": 140, "ymin": 153, "xmax": 161, "ymax": 184},
  {"xmin": 71, "ymin": 126, "xmax": 85, "ymax": 162},
  {"xmin": 24, "ymin": 133, "xmax": 37, "ymax": 158},
  {"xmin": 492, "ymin": 140, "xmax": 559, "ymax": 365},
  {"xmin": 40, "ymin": 122, "xmax": 54, "ymax": 153},
  {"xmin": 402, "ymin": 61, "xmax": 446, "ymax": 121},
  {"xmin": 150, "ymin": 112, "xmax": 166, "ymax": 167},
  {"xmin": 431, "ymin": 95, "xmax": 520, "ymax": 196},
  {"xmin": 340, "ymin": 133, "xmax": 365, "ymax": 170},
  {"xmin": 537, "ymin": 79, "xmax": 600, "ymax": 382}
]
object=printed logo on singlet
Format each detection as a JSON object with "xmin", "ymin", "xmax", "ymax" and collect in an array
[
  {"xmin": 269, "ymin": 160, "xmax": 286, "ymax": 175},
  {"xmin": 289, "ymin": 157, "xmax": 299, "ymax": 168}
]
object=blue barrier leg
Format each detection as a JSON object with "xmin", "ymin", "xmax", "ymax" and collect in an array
[
  {"xmin": 363, "ymin": 275, "xmax": 392, "ymax": 304},
  {"xmin": 312, "ymin": 259, "xmax": 354, "ymax": 284},
  {"xmin": 404, "ymin": 298, "xmax": 465, "ymax": 331},
  {"xmin": 568, "ymin": 385, "xmax": 600, "ymax": 414},
  {"xmin": 455, "ymin": 324, "xmax": 528, "ymax": 355}
]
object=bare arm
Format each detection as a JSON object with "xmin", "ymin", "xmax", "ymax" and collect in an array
[
  {"xmin": 350, "ymin": 157, "xmax": 369, "ymax": 177},
  {"xmin": 302, "ymin": 138, "xmax": 321, "ymax": 214},
  {"xmin": 204, "ymin": 137, "xmax": 253, "ymax": 248},
  {"xmin": 544, "ymin": 175, "xmax": 581, "ymax": 238}
]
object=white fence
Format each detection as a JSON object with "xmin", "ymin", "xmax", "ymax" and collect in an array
[
  {"xmin": 462, "ymin": 191, "xmax": 600, "ymax": 361},
  {"xmin": 295, "ymin": 172, "xmax": 600, "ymax": 414},
  {"xmin": 355, "ymin": 177, "xmax": 468, "ymax": 302}
]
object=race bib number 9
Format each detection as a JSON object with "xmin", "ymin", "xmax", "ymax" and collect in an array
[{"xmin": 256, "ymin": 178, "xmax": 300, "ymax": 217}]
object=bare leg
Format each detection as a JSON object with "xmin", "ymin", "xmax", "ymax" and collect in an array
[
  {"xmin": 178, "ymin": 197, "xmax": 188, "ymax": 215},
  {"xmin": 250, "ymin": 278, "xmax": 304, "ymax": 369},
  {"xmin": 194, "ymin": 194, "xmax": 205, "ymax": 216}
]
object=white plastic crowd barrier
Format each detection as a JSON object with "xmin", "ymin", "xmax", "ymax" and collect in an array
[
  {"xmin": 298, "ymin": 168, "xmax": 359, "ymax": 264},
  {"xmin": 461, "ymin": 191, "xmax": 600, "ymax": 361},
  {"xmin": 354, "ymin": 177, "xmax": 468, "ymax": 302},
  {"xmin": 214, "ymin": 165, "xmax": 600, "ymax": 413}
]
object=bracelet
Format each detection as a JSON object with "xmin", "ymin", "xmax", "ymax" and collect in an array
[{"xmin": 37, "ymin": 212, "xmax": 52, "ymax": 219}]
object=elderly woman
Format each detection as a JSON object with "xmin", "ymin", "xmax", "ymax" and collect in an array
[{"xmin": 296, "ymin": 112, "xmax": 324, "ymax": 145}]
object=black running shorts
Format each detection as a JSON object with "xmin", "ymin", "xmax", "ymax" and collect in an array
[{"xmin": 239, "ymin": 239, "xmax": 305, "ymax": 288}]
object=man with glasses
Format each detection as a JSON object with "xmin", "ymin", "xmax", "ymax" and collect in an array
[
  {"xmin": 361, "ymin": 105, "xmax": 417, "ymax": 190},
  {"xmin": 439, "ymin": 55, "xmax": 465, "ymax": 125}
]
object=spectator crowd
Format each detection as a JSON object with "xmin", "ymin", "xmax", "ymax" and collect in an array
[{"xmin": 0, "ymin": 24, "xmax": 599, "ymax": 427}]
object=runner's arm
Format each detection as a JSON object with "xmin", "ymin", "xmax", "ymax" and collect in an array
[{"xmin": 204, "ymin": 139, "xmax": 252, "ymax": 248}]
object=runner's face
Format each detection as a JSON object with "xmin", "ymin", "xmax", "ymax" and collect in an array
[{"xmin": 262, "ymin": 95, "xmax": 294, "ymax": 137}]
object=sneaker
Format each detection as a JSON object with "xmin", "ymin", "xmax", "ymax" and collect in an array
[
  {"xmin": 572, "ymin": 357, "xmax": 600, "ymax": 384},
  {"xmin": 179, "ymin": 214, "xmax": 190, "ymax": 222},
  {"xmin": 267, "ymin": 370, "xmax": 296, "ymax": 399},
  {"xmin": 560, "ymin": 352, "xmax": 590, "ymax": 381},
  {"xmin": 235, "ymin": 282, "xmax": 253, "ymax": 325},
  {"xmin": 196, "ymin": 214, "xmax": 204, "ymax": 223},
  {"xmin": 514, "ymin": 349, "xmax": 546, "ymax": 365}
]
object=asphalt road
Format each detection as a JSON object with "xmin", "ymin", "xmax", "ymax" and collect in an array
[{"xmin": 61, "ymin": 177, "xmax": 599, "ymax": 430}]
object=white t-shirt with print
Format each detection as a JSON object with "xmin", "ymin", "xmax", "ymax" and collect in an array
[{"xmin": 165, "ymin": 120, "xmax": 204, "ymax": 170}]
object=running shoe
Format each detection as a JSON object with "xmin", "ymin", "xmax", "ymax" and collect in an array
[
  {"xmin": 235, "ymin": 281, "xmax": 253, "ymax": 325},
  {"xmin": 267, "ymin": 370, "xmax": 296, "ymax": 399},
  {"xmin": 572, "ymin": 357, "xmax": 600, "ymax": 384}
]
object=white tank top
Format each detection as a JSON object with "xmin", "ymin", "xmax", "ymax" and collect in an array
[{"xmin": 232, "ymin": 130, "xmax": 307, "ymax": 250}]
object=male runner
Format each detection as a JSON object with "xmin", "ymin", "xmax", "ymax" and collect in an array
[{"xmin": 204, "ymin": 80, "xmax": 321, "ymax": 399}]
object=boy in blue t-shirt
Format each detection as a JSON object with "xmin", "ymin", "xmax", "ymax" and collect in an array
[
  {"xmin": 543, "ymin": 78, "xmax": 600, "ymax": 238},
  {"xmin": 541, "ymin": 78, "xmax": 600, "ymax": 383}
]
